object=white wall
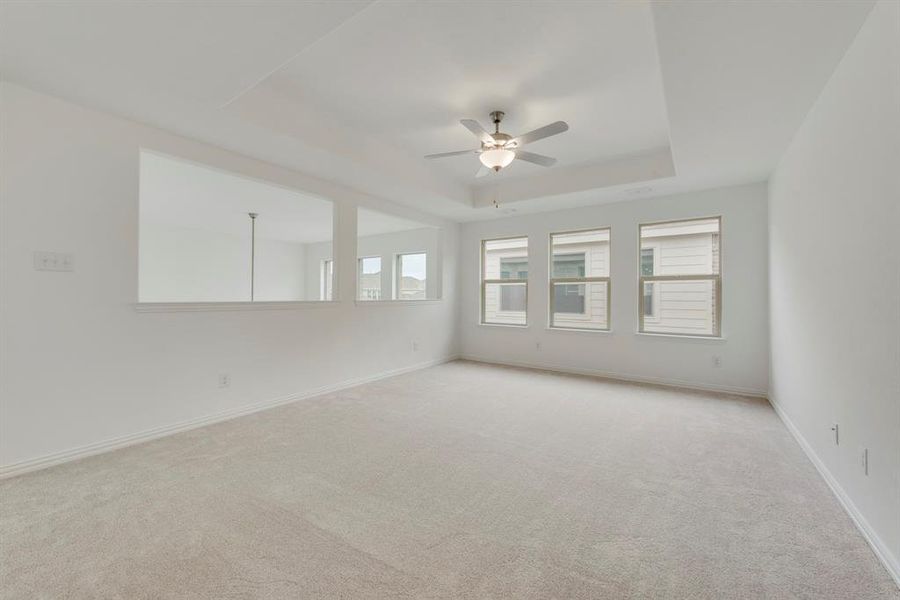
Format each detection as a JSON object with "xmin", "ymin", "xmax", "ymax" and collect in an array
[
  {"xmin": 140, "ymin": 224, "xmax": 308, "ymax": 302},
  {"xmin": 0, "ymin": 82, "xmax": 459, "ymax": 470},
  {"xmin": 459, "ymin": 183, "xmax": 769, "ymax": 395},
  {"xmin": 253, "ymin": 236, "xmax": 307, "ymax": 302},
  {"xmin": 304, "ymin": 241, "xmax": 334, "ymax": 301},
  {"xmin": 768, "ymin": 0, "xmax": 900, "ymax": 580}
]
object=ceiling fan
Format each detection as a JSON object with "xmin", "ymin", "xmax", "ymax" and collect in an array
[{"xmin": 425, "ymin": 111, "xmax": 568, "ymax": 177}]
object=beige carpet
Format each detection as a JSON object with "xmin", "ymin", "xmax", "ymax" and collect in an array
[{"xmin": 1, "ymin": 361, "xmax": 897, "ymax": 599}]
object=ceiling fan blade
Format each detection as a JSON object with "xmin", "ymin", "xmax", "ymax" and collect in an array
[
  {"xmin": 515, "ymin": 150, "xmax": 557, "ymax": 167},
  {"xmin": 510, "ymin": 121, "xmax": 568, "ymax": 147},
  {"xmin": 460, "ymin": 119, "xmax": 495, "ymax": 144},
  {"xmin": 424, "ymin": 149, "xmax": 476, "ymax": 159},
  {"xmin": 475, "ymin": 165, "xmax": 492, "ymax": 178}
]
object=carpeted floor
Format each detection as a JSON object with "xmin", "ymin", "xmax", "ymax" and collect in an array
[{"xmin": 1, "ymin": 361, "xmax": 897, "ymax": 599}]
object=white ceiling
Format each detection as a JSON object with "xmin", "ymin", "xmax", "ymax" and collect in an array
[
  {"xmin": 0, "ymin": 0, "xmax": 875, "ymax": 221},
  {"xmin": 651, "ymin": 0, "xmax": 877, "ymax": 191},
  {"xmin": 0, "ymin": 1, "xmax": 370, "ymax": 108}
]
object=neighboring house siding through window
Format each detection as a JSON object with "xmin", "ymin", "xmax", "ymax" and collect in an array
[
  {"xmin": 550, "ymin": 229, "xmax": 610, "ymax": 330},
  {"xmin": 482, "ymin": 237, "xmax": 528, "ymax": 325},
  {"xmin": 639, "ymin": 218, "xmax": 721, "ymax": 336}
]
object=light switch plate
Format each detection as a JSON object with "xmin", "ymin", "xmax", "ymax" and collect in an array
[{"xmin": 34, "ymin": 251, "xmax": 74, "ymax": 272}]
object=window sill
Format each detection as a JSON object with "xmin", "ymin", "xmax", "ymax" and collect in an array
[
  {"xmin": 635, "ymin": 332, "xmax": 726, "ymax": 342},
  {"xmin": 134, "ymin": 301, "xmax": 340, "ymax": 313},
  {"xmin": 479, "ymin": 322, "xmax": 529, "ymax": 329},
  {"xmin": 546, "ymin": 327, "xmax": 612, "ymax": 334},
  {"xmin": 355, "ymin": 299, "xmax": 442, "ymax": 306}
]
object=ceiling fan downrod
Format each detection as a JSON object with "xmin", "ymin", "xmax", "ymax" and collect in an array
[{"xmin": 490, "ymin": 110, "xmax": 505, "ymax": 134}]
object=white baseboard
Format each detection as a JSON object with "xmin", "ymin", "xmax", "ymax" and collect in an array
[
  {"xmin": 460, "ymin": 355, "xmax": 768, "ymax": 398},
  {"xmin": 770, "ymin": 396, "xmax": 900, "ymax": 588},
  {"xmin": 0, "ymin": 355, "xmax": 458, "ymax": 480}
]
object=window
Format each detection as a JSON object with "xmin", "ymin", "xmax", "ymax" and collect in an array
[
  {"xmin": 499, "ymin": 258, "xmax": 528, "ymax": 311},
  {"xmin": 500, "ymin": 286, "xmax": 527, "ymax": 312},
  {"xmin": 357, "ymin": 207, "xmax": 441, "ymax": 302},
  {"xmin": 138, "ymin": 150, "xmax": 334, "ymax": 303},
  {"xmin": 482, "ymin": 237, "xmax": 528, "ymax": 325},
  {"xmin": 641, "ymin": 248, "xmax": 656, "ymax": 318},
  {"xmin": 320, "ymin": 259, "xmax": 333, "ymax": 301},
  {"xmin": 639, "ymin": 217, "xmax": 721, "ymax": 336},
  {"xmin": 549, "ymin": 229, "xmax": 610, "ymax": 330},
  {"xmin": 395, "ymin": 253, "xmax": 427, "ymax": 300},
  {"xmin": 500, "ymin": 259, "xmax": 528, "ymax": 279},
  {"xmin": 358, "ymin": 256, "xmax": 382, "ymax": 301},
  {"xmin": 553, "ymin": 254, "xmax": 586, "ymax": 314}
]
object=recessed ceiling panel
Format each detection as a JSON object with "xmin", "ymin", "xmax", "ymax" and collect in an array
[{"xmin": 263, "ymin": 0, "xmax": 671, "ymax": 184}]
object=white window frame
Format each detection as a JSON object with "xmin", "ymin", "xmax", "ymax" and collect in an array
[
  {"xmin": 320, "ymin": 259, "xmax": 333, "ymax": 301},
  {"xmin": 549, "ymin": 228, "xmax": 611, "ymax": 331},
  {"xmin": 394, "ymin": 252, "xmax": 427, "ymax": 300},
  {"xmin": 640, "ymin": 244, "xmax": 660, "ymax": 322},
  {"xmin": 497, "ymin": 255, "xmax": 529, "ymax": 316},
  {"xmin": 638, "ymin": 216, "xmax": 722, "ymax": 337},
  {"xmin": 481, "ymin": 236, "xmax": 529, "ymax": 326},
  {"xmin": 357, "ymin": 256, "xmax": 382, "ymax": 301}
]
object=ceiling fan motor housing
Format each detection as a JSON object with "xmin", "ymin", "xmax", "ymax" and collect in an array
[{"xmin": 484, "ymin": 132, "xmax": 512, "ymax": 149}]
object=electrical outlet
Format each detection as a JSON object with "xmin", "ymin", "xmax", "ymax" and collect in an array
[
  {"xmin": 218, "ymin": 374, "xmax": 231, "ymax": 388},
  {"xmin": 712, "ymin": 355, "xmax": 722, "ymax": 368},
  {"xmin": 536, "ymin": 341, "xmax": 542, "ymax": 351},
  {"xmin": 34, "ymin": 251, "xmax": 74, "ymax": 272},
  {"xmin": 412, "ymin": 341, "xmax": 419, "ymax": 352},
  {"xmin": 861, "ymin": 447, "xmax": 869, "ymax": 475}
]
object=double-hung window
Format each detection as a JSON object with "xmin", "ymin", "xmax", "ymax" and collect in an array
[
  {"xmin": 639, "ymin": 217, "xmax": 721, "ymax": 336},
  {"xmin": 395, "ymin": 252, "xmax": 427, "ymax": 300},
  {"xmin": 482, "ymin": 237, "xmax": 528, "ymax": 325},
  {"xmin": 549, "ymin": 228, "xmax": 610, "ymax": 330},
  {"xmin": 358, "ymin": 256, "xmax": 382, "ymax": 301}
]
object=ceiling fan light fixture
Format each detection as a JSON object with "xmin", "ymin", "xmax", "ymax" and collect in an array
[
  {"xmin": 479, "ymin": 148, "xmax": 515, "ymax": 171},
  {"xmin": 425, "ymin": 112, "xmax": 567, "ymax": 177}
]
